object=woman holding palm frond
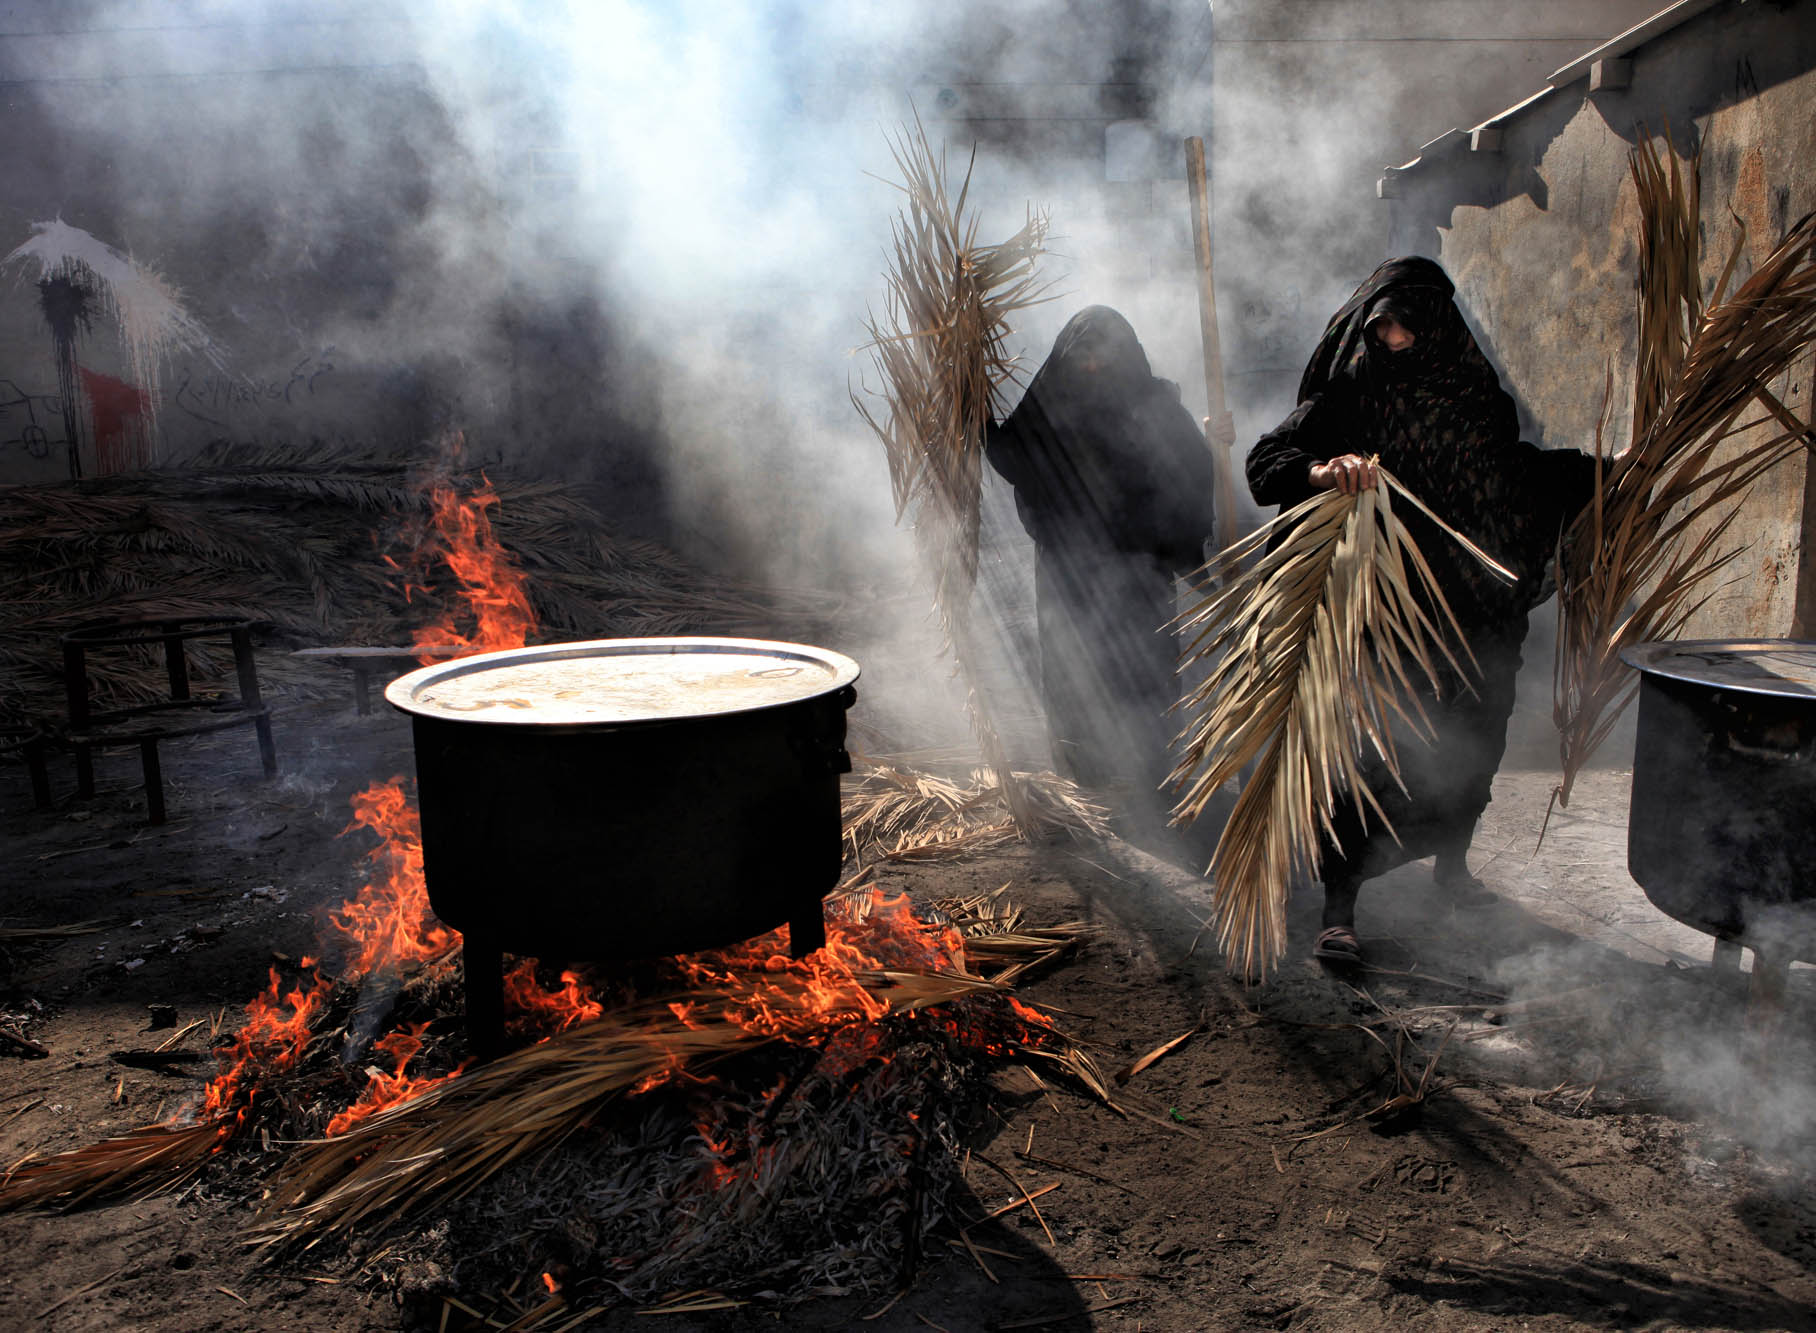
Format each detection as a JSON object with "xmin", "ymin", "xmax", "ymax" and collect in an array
[
  {"xmin": 1249, "ymin": 258, "xmax": 1611, "ymax": 964},
  {"xmin": 987, "ymin": 306, "xmax": 1220, "ymax": 809}
]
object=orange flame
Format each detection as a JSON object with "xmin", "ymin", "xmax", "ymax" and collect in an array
[
  {"xmin": 673, "ymin": 891, "xmax": 967, "ymax": 1046},
  {"xmin": 324, "ymin": 1023, "xmax": 465, "ymax": 1137},
  {"xmin": 190, "ymin": 473, "xmax": 547, "ymax": 1135},
  {"xmin": 503, "ymin": 963, "xmax": 606, "ymax": 1038},
  {"xmin": 331, "ymin": 778, "xmax": 455, "ymax": 976},
  {"xmin": 409, "ymin": 479, "xmax": 536, "ymax": 661},
  {"xmin": 200, "ymin": 966, "xmax": 332, "ymax": 1130}
]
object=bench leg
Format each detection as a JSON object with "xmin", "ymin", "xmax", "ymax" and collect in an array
[
  {"xmin": 139, "ymin": 738, "xmax": 166, "ymax": 825},
  {"xmin": 253, "ymin": 713, "xmax": 278, "ymax": 779},
  {"xmin": 27, "ymin": 737, "xmax": 50, "ymax": 808}
]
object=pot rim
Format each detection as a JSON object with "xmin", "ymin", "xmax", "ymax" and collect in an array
[
  {"xmin": 1619, "ymin": 637, "xmax": 1816, "ymax": 701},
  {"xmin": 384, "ymin": 635, "xmax": 860, "ymax": 727}
]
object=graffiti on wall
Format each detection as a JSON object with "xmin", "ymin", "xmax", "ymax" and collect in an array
[
  {"xmin": 0, "ymin": 344, "xmax": 337, "ymax": 469},
  {"xmin": 173, "ymin": 348, "xmax": 337, "ymax": 427},
  {"xmin": 0, "ymin": 379, "xmax": 66, "ymax": 460},
  {"xmin": 1234, "ymin": 286, "xmax": 1306, "ymax": 372}
]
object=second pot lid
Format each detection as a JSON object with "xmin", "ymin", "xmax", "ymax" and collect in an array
[{"xmin": 1619, "ymin": 639, "xmax": 1816, "ymax": 700}]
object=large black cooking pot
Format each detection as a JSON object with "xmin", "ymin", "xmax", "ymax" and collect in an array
[
  {"xmin": 385, "ymin": 637, "xmax": 859, "ymax": 1052},
  {"xmin": 1622, "ymin": 639, "xmax": 1816, "ymax": 963}
]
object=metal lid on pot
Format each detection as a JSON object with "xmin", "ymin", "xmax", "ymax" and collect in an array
[
  {"xmin": 385, "ymin": 636, "xmax": 860, "ymax": 725},
  {"xmin": 1619, "ymin": 639, "xmax": 1816, "ymax": 700}
]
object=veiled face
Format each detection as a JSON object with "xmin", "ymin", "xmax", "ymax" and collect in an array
[
  {"xmin": 1369, "ymin": 314, "xmax": 1417, "ymax": 353},
  {"xmin": 1046, "ymin": 307, "xmax": 1152, "ymax": 387},
  {"xmin": 1069, "ymin": 327, "xmax": 1122, "ymax": 374}
]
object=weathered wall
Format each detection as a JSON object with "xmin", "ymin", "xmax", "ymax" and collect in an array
[{"xmin": 1390, "ymin": 0, "xmax": 1816, "ymax": 642}]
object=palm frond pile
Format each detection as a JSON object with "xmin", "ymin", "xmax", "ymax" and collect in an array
[
  {"xmin": 842, "ymin": 759, "xmax": 1110, "ymax": 865},
  {"xmin": 0, "ymin": 440, "xmax": 827, "ymax": 724},
  {"xmin": 1553, "ymin": 178, "xmax": 1816, "ymax": 801},
  {"xmin": 853, "ymin": 115, "xmax": 1050, "ymax": 828},
  {"xmin": 1170, "ymin": 470, "xmax": 1514, "ymax": 979}
]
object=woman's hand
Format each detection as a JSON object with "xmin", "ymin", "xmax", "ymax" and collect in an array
[{"xmin": 1308, "ymin": 454, "xmax": 1378, "ymax": 495}]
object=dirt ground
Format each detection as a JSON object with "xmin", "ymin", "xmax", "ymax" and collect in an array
[{"xmin": 5, "ymin": 681, "xmax": 1816, "ymax": 1333}]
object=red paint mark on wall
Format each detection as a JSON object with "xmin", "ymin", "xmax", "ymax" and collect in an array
[{"xmin": 78, "ymin": 367, "xmax": 153, "ymax": 474}]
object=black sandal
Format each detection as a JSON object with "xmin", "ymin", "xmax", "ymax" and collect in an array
[{"xmin": 1313, "ymin": 925, "xmax": 1363, "ymax": 964}]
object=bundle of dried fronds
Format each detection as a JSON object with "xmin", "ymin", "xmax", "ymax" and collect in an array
[
  {"xmin": 0, "ymin": 1118, "xmax": 226, "ymax": 1212},
  {"xmin": 1170, "ymin": 470, "xmax": 1514, "ymax": 979},
  {"xmin": 932, "ymin": 885, "xmax": 1092, "ymax": 986},
  {"xmin": 853, "ymin": 115, "xmax": 1050, "ymax": 829},
  {"xmin": 841, "ymin": 760, "xmax": 1110, "ymax": 865},
  {"xmin": 0, "ymin": 442, "xmax": 822, "ymax": 723},
  {"xmin": 1554, "ymin": 205, "xmax": 1816, "ymax": 802}
]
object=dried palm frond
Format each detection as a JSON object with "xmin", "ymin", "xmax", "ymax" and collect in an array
[
  {"xmin": 1629, "ymin": 129, "xmax": 1708, "ymax": 440},
  {"xmin": 1170, "ymin": 470, "xmax": 1514, "ymax": 979},
  {"xmin": 0, "ymin": 1118, "xmax": 225, "ymax": 1212},
  {"xmin": 1554, "ymin": 203, "xmax": 1816, "ymax": 802},
  {"xmin": 932, "ymin": 885, "xmax": 1092, "ymax": 986},
  {"xmin": 853, "ymin": 114, "xmax": 1051, "ymax": 830},
  {"xmin": 841, "ymin": 761, "xmax": 1110, "ymax": 865}
]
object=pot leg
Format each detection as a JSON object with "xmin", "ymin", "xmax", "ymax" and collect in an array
[
  {"xmin": 1711, "ymin": 937, "xmax": 1747, "ymax": 997},
  {"xmin": 789, "ymin": 899, "xmax": 827, "ymax": 959},
  {"xmin": 464, "ymin": 935, "xmax": 506, "ymax": 1061},
  {"xmin": 1745, "ymin": 947, "xmax": 1790, "ymax": 1046}
]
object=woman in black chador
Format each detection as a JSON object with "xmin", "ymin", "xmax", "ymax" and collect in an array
[
  {"xmin": 1247, "ymin": 257, "xmax": 1603, "ymax": 964},
  {"xmin": 986, "ymin": 305, "xmax": 1220, "ymax": 805}
]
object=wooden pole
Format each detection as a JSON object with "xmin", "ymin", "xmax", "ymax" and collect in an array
[{"xmin": 1184, "ymin": 136, "xmax": 1239, "ymax": 567}]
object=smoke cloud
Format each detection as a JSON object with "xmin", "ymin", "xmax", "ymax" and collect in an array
[{"xmin": 0, "ymin": 0, "xmax": 1224, "ymax": 754}]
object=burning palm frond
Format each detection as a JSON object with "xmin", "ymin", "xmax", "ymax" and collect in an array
[
  {"xmin": 1170, "ymin": 470, "xmax": 1514, "ymax": 979},
  {"xmin": 853, "ymin": 114, "xmax": 1051, "ymax": 829},
  {"xmin": 247, "ymin": 969, "xmax": 1002, "ymax": 1253},
  {"xmin": 2, "ymin": 885, "xmax": 1110, "ymax": 1294},
  {"xmin": 1553, "ymin": 195, "xmax": 1816, "ymax": 802},
  {"xmin": 841, "ymin": 761, "xmax": 1110, "ymax": 865}
]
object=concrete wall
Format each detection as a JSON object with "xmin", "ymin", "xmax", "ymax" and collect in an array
[
  {"xmin": 1387, "ymin": 0, "xmax": 1816, "ymax": 642},
  {"xmin": 1208, "ymin": 0, "xmax": 1664, "ymax": 498}
]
